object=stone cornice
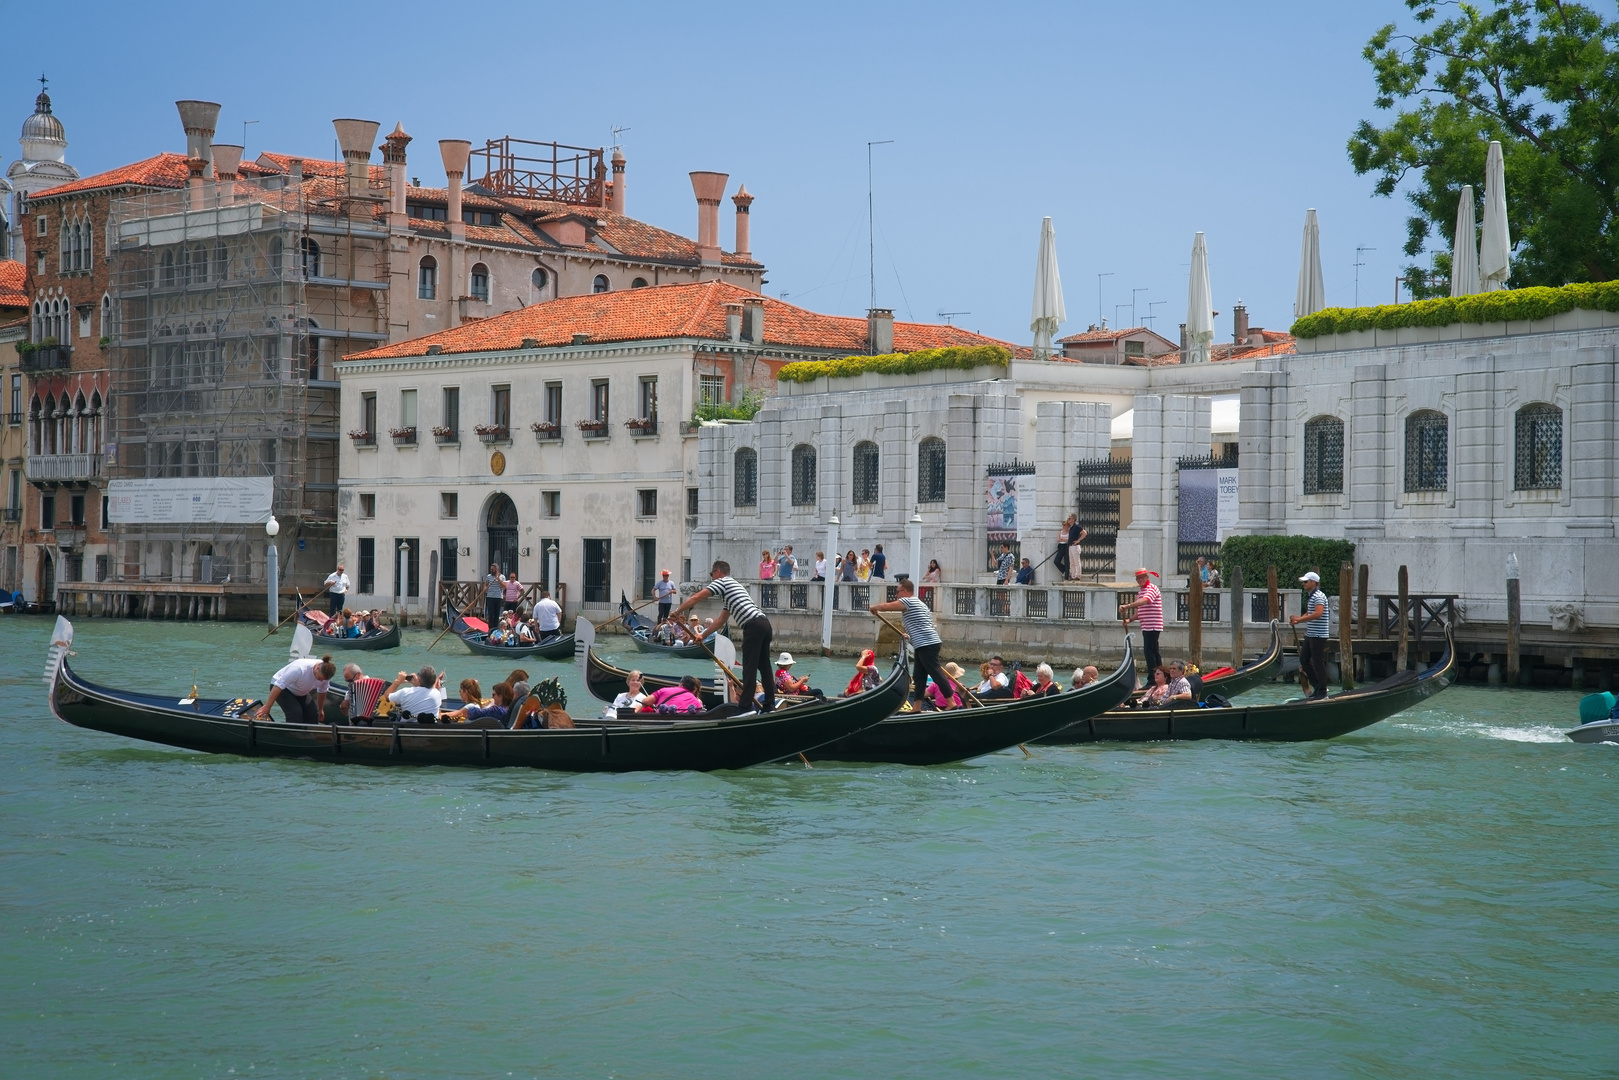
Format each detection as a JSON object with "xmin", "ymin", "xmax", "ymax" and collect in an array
[{"xmin": 338, "ymin": 337, "xmax": 856, "ymax": 375}]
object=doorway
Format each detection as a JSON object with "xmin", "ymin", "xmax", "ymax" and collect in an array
[
  {"xmin": 486, "ymin": 494, "xmax": 519, "ymax": 577},
  {"xmin": 39, "ymin": 550, "xmax": 54, "ymax": 608}
]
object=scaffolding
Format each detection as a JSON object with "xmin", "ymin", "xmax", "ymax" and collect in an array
[{"xmin": 105, "ymin": 170, "xmax": 389, "ymax": 588}]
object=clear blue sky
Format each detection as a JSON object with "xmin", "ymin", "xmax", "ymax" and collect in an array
[{"xmin": 25, "ymin": 0, "xmax": 1424, "ymax": 345}]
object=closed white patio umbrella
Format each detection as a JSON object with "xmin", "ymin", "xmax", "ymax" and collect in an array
[
  {"xmin": 1030, "ymin": 216, "xmax": 1066, "ymax": 360},
  {"xmin": 1450, "ymin": 185, "xmax": 1480, "ymax": 298},
  {"xmin": 1480, "ymin": 140, "xmax": 1511, "ymax": 291},
  {"xmin": 1294, "ymin": 208, "xmax": 1326, "ymax": 317},
  {"xmin": 1186, "ymin": 231, "xmax": 1213, "ymax": 363}
]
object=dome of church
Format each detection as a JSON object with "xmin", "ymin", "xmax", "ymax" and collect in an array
[{"xmin": 21, "ymin": 92, "xmax": 65, "ymax": 143}]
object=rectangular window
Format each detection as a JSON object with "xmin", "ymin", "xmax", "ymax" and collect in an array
[
  {"xmin": 9, "ymin": 470, "xmax": 21, "ymax": 510},
  {"xmin": 357, "ymin": 537, "xmax": 375, "ymax": 593},
  {"xmin": 10, "ymin": 373, "xmax": 20, "ymax": 418},
  {"xmin": 359, "ymin": 493, "xmax": 376, "ymax": 519},
  {"xmin": 638, "ymin": 376, "xmax": 658, "ymax": 422},
  {"xmin": 36, "ymin": 216, "xmax": 46, "ymax": 236},
  {"xmin": 400, "ymin": 388, "xmax": 418, "ymax": 429},
  {"xmin": 591, "ymin": 379, "xmax": 609, "ymax": 424},
  {"xmin": 538, "ymin": 537, "xmax": 559, "ymax": 592},
  {"xmin": 397, "ymin": 537, "xmax": 420, "ymax": 598},
  {"xmin": 492, "ymin": 385, "xmax": 511, "ymax": 429},
  {"xmin": 407, "ymin": 204, "xmax": 447, "ymax": 222},
  {"xmin": 682, "ymin": 557, "xmax": 691, "ymax": 583},
  {"xmin": 544, "ymin": 382, "xmax": 562, "ymax": 426},
  {"xmin": 441, "ymin": 492, "xmax": 458, "ymax": 518},
  {"xmin": 78, "ymin": 307, "xmax": 92, "ymax": 339},
  {"xmin": 69, "ymin": 494, "xmax": 85, "ymax": 525},
  {"xmin": 1124, "ymin": 339, "xmax": 1146, "ymax": 358},
  {"xmin": 440, "ymin": 538, "xmax": 459, "ymax": 583},
  {"xmin": 418, "ymin": 260, "xmax": 437, "ymax": 300},
  {"xmin": 542, "ymin": 490, "xmax": 561, "ymax": 517},
  {"xmin": 686, "ymin": 487, "xmax": 699, "ymax": 517},
  {"xmin": 637, "ymin": 489, "xmax": 657, "ymax": 517},
  {"xmin": 41, "ymin": 494, "xmax": 55, "ymax": 530},
  {"xmin": 100, "ymin": 495, "xmax": 108, "ymax": 529},
  {"xmin": 583, "ymin": 538, "xmax": 611, "ymax": 604},
  {"xmin": 361, "ymin": 392, "xmax": 377, "ymax": 436},
  {"xmin": 636, "ymin": 537, "xmax": 657, "ymax": 601},
  {"xmin": 442, "ymin": 387, "xmax": 459, "ymax": 436},
  {"xmin": 94, "ymin": 554, "xmax": 109, "ymax": 582},
  {"xmin": 699, "ymin": 374, "xmax": 725, "ymax": 408}
]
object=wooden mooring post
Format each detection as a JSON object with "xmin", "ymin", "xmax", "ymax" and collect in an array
[
  {"xmin": 1267, "ymin": 565, "xmax": 1279, "ymax": 622},
  {"xmin": 1506, "ymin": 553, "xmax": 1521, "ymax": 685},
  {"xmin": 1339, "ymin": 562, "xmax": 1355, "ymax": 690},
  {"xmin": 1230, "ymin": 564, "xmax": 1244, "ymax": 669},
  {"xmin": 1356, "ymin": 563, "xmax": 1370, "ymax": 640},
  {"xmin": 1397, "ymin": 565, "xmax": 1410, "ymax": 671},
  {"xmin": 1188, "ymin": 572, "xmax": 1203, "ymax": 670}
]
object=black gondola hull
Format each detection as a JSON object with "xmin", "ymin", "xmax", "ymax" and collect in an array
[
  {"xmin": 458, "ymin": 632, "xmax": 575, "ymax": 660},
  {"xmin": 309, "ymin": 624, "xmax": 401, "ymax": 651}
]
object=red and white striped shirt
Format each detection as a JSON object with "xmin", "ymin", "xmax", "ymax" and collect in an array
[{"xmin": 1135, "ymin": 582, "xmax": 1164, "ymax": 632}]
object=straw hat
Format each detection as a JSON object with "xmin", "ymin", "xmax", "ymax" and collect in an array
[
  {"xmin": 776, "ymin": 651, "xmax": 796, "ymax": 666},
  {"xmin": 943, "ymin": 662, "xmax": 966, "ymax": 680}
]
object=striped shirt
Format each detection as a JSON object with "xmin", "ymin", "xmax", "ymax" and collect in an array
[
  {"xmin": 705, "ymin": 576, "xmax": 765, "ymax": 625},
  {"xmin": 1303, "ymin": 589, "xmax": 1331, "ymax": 637},
  {"xmin": 899, "ymin": 596, "xmax": 941, "ymax": 647},
  {"xmin": 1135, "ymin": 582, "xmax": 1164, "ymax": 632}
]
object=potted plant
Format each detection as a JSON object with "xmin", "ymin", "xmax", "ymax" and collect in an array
[
  {"xmin": 576, "ymin": 418, "xmax": 608, "ymax": 437},
  {"xmin": 532, "ymin": 420, "xmax": 561, "ymax": 440},
  {"xmin": 432, "ymin": 425, "xmax": 457, "ymax": 444},
  {"xmin": 389, "ymin": 426, "xmax": 417, "ymax": 445},
  {"xmin": 625, "ymin": 416, "xmax": 657, "ymax": 434},
  {"xmin": 348, "ymin": 428, "xmax": 376, "ymax": 446},
  {"xmin": 474, "ymin": 423, "xmax": 509, "ymax": 443}
]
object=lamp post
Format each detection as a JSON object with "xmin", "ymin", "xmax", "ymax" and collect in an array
[
  {"xmin": 265, "ymin": 516, "xmax": 280, "ymax": 630},
  {"xmin": 547, "ymin": 541, "xmax": 559, "ymax": 609},
  {"xmin": 908, "ymin": 507, "xmax": 923, "ymax": 586},
  {"xmin": 821, "ymin": 512, "xmax": 840, "ymax": 656}
]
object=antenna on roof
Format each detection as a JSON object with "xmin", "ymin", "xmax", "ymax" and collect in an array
[
  {"xmin": 1354, "ymin": 244, "xmax": 1376, "ymax": 306},
  {"xmin": 938, "ymin": 310, "xmax": 970, "ymax": 325},
  {"xmin": 1131, "ymin": 287, "xmax": 1148, "ymax": 328},
  {"xmin": 1145, "ymin": 300, "xmax": 1164, "ymax": 329},
  {"xmin": 242, "ymin": 119, "xmax": 258, "ymax": 152},
  {"xmin": 1097, "ymin": 271, "xmax": 1113, "ymax": 326},
  {"xmin": 611, "ymin": 125, "xmax": 631, "ymax": 149},
  {"xmin": 867, "ymin": 139, "xmax": 894, "ymax": 310}
]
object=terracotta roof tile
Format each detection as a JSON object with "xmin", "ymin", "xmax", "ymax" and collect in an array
[
  {"xmin": 1057, "ymin": 326, "xmax": 1151, "ymax": 344},
  {"xmin": 28, "ymin": 153, "xmax": 191, "ymax": 200},
  {"xmin": 0, "ymin": 260, "xmax": 26, "ymax": 307},
  {"xmin": 344, "ymin": 281, "xmax": 1015, "ymax": 361}
]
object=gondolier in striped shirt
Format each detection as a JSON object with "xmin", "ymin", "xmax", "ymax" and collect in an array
[
  {"xmin": 669, "ymin": 560, "xmax": 775, "ymax": 713},
  {"xmin": 1289, "ymin": 571, "xmax": 1330, "ymax": 701},
  {"xmin": 870, "ymin": 578, "xmax": 957, "ymax": 707},
  {"xmin": 1120, "ymin": 567, "xmax": 1164, "ymax": 676}
]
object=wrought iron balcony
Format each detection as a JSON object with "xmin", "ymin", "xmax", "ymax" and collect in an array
[{"xmin": 20, "ymin": 345, "xmax": 71, "ymax": 372}]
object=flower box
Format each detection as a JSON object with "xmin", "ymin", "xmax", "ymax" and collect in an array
[
  {"xmin": 625, "ymin": 417, "xmax": 658, "ymax": 435},
  {"xmin": 348, "ymin": 429, "xmax": 376, "ymax": 447},
  {"xmin": 432, "ymin": 425, "xmax": 458, "ymax": 444},
  {"xmin": 576, "ymin": 419, "xmax": 609, "ymax": 438},
  {"xmin": 474, "ymin": 424, "xmax": 510, "ymax": 443},
  {"xmin": 532, "ymin": 421, "xmax": 562, "ymax": 442},
  {"xmin": 390, "ymin": 426, "xmax": 417, "ymax": 445}
]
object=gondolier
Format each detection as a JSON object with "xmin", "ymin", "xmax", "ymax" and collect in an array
[
  {"xmin": 1289, "ymin": 571, "xmax": 1330, "ymax": 701},
  {"xmin": 533, "ymin": 588, "xmax": 562, "ymax": 641},
  {"xmin": 324, "ymin": 564, "xmax": 350, "ymax": 616},
  {"xmin": 1120, "ymin": 567, "xmax": 1163, "ymax": 675},
  {"xmin": 870, "ymin": 578, "xmax": 955, "ymax": 707},
  {"xmin": 654, "ymin": 570, "xmax": 677, "ymax": 624},
  {"xmin": 669, "ymin": 559, "xmax": 775, "ymax": 714},
  {"xmin": 484, "ymin": 565, "xmax": 503, "ymax": 628}
]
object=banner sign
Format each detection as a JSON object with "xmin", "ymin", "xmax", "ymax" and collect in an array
[
  {"xmin": 986, "ymin": 473, "xmax": 1021, "ymax": 543},
  {"xmin": 107, "ymin": 477, "xmax": 274, "ymax": 525},
  {"xmin": 1178, "ymin": 466, "xmax": 1240, "ymax": 543}
]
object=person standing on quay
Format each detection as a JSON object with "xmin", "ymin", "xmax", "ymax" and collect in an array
[
  {"xmin": 654, "ymin": 569, "xmax": 677, "ymax": 624},
  {"xmin": 870, "ymin": 544, "xmax": 887, "ymax": 579},
  {"xmin": 1120, "ymin": 567, "xmax": 1164, "ymax": 675},
  {"xmin": 1290, "ymin": 571, "xmax": 1331, "ymax": 701},
  {"xmin": 669, "ymin": 560, "xmax": 775, "ymax": 714},
  {"xmin": 484, "ymin": 564, "xmax": 503, "ymax": 628},
  {"xmin": 324, "ymin": 563, "xmax": 350, "ymax": 616},
  {"xmin": 870, "ymin": 578, "xmax": 956, "ymax": 707}
]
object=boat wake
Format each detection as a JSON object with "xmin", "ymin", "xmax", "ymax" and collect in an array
[{"xmin": 1411, "ymin": 718, "xmax": 1571, "ymax": 744}]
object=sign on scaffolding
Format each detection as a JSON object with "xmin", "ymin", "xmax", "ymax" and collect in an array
[{"xmin": 107, "ymin": 477, "xmax": 274, "ymax": 525}]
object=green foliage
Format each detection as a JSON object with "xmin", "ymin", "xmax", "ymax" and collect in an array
[
  {"xmin": 1219, "ymin": 536, "xmax": 1357, "ymax": 598},
  {"xmin": 17, "ymin": 337, "xmax": 58, "ymax": 355},
  {"xmin": 1291, "ymin": 279, "xmax": 1619, "ymax": 337},
  {"xmin": 692, "ymin": 387, "xmax": 766, "ymax": 423},
  {"xmin": 1348, "ymin": 1, "xmax": 1619, "ymax": 289},
  {"xmin": 531, "ymin": 676, "xmax": 567, "ymax": 710},
  {"xmin": 776, "ymin": 345, "xmax": 1010, "ymax": 384}
]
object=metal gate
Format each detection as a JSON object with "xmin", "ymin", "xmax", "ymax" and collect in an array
[{"xmin": 1074, "ymin": 458, "xmax": 1131, "ymax": 577}]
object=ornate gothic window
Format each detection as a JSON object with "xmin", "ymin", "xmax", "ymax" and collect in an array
[
  {"xmin": 852, "ymin": 441, "xmax": 879, "ymax": 505},
  {"xmin": 1404, "ymin": 410, "xmax": 1448, "ymax": 493},
  {"xmin": 1514, "ymin": 403, "xmax": 1562, "ymax": 490},
  {"xmin": 1303, "ymin": 416, "xmax": 1344, "ymax": 494},
  {"xmin": 918, "ymin": 437, "xmax": 946, "ymax": 503},
  {"xmin": 791, "ymin": 444, "xmax": 817, "ymax": 507},
  {"xmin": 733, "ymin": 447, "xmax": 757, "ymax": 508}
]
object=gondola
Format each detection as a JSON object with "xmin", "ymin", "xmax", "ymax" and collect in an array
[
  {"xmin": 802, "ymin": 637, "xmax": 1138, "ymax": 765},
  {"xmin": 585, "ymin": 645, "xmax": 726, "ymax": 708},
  {"xmin": 1190, "ymin": 621, "xmax": 1282, "ymax": 699},
  {"xmin": 42, "ymin": 617, "xmax": 910, "ymax": 773},
  {"xmin": 1032, "ymin": 626, "xmax": 1457, "ymax": 744},
  {"xmin": 619, "ymin": 594, "xmax": 716, "ymax": 659},
  {"xmin": 445, "ymin": 607, "xmax": 574, "ymax": 660},
  {"xmin": 298, "ymin": 610, "xmax": 401, "ymax": 651}
]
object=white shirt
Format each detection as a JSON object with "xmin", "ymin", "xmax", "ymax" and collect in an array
[
  {"xmin": 271, "ymin": 658, "xmax": 332, "ymax": 697},
  {"xmin": 325, "ymin": 571, "xmax": 350, "ymax": 595},
  {"xmin": 534, "ymin": 596, "xmax": 562, "ymax": 631},
  {"xmin": 607, "ymin": 690, "xmax": 645, "ymax": 716},
  {"xmin": 976, "ymin": 672, "xmax": 1009, "ymax": 693},
  {"xmin": 388, "ymin": 684, "xmax": 445, "ymax": 717},
  {"xmin": 814, "ymin": 558, "xmax": 827, "ymax": 578}
]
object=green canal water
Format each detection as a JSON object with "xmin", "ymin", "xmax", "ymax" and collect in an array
[{"xmin": 1, "ymin": 617, "xmax": 1614, "ymax": 1079}]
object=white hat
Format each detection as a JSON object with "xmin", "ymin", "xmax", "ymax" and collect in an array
[
  {"xmin": 1299, "ymin": 571, "xmax": 1321, "ymax": 583},
  {"xmin": 775, "ymin": 651, "xmax": 795, "ymax": 666}
]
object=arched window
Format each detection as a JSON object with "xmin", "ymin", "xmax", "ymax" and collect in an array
[
  {"xmin": 791, "ymin": 444, "xmax": 817, "ymax": 507},
  {"xmin": 470, "ymin": 262, "xmax": 490, "ymax": 302},
  {"xmin": 1514, "ymin": 403, "xmax": 1562, "ymax": 490},
  {"xmin": 99, "ymin": 294, "xmax": 111, "ymax": 340},
  {"xmin": 418, "ymin": 256, "xmax": 437, "ymax": 300},
  {"xmin": 733, "ymin": 447, "xmax": 758, "ymax": 508},
  {"xmin": 531, "ymin": 267, "xmax": 548, "ymax": 291},
  {"xmin": 918, "ymin": 437, "xmax": 946, "ymax": 503},
  {"xmin": 299, "ymin": 237, "xmax": 321, "ymax": 279},
  {"xmin": 631, "ymin": 277, "xmax": 649, "ymax": 288},
  {"xmin": 1404, "ymin": 410, "xmax": 1448, "ymax": 492},
  {"xmin": 213, "ymin": 241, "xmax": 228, "ymax": 282},
  {"xmin": 593, "ymin": 274, "xmax": 610, "ymax": 294},
  {"xmin": 852, "ymin": 441, "xmax": 880, "ymax": 504},
  {"xmin": 1303, "ymin": 415, "xmax": 1344, "ymax": 494}
]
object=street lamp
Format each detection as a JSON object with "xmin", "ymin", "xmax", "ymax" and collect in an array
[
  {"xmin": 908, "ymin": 507, "xmax": 923, "ymax": 587},
  {"xmin": 547, "ymin": 540, "xmax": 559, "ymax": 603},
  {"xmin": 265, "ymin": 516, "xmax": 280, "ymax": 629},
  {"xmin": 397, "ymin": 540, "xmax": 411, "ymax": 621},
  {"xmin": 821, "ymin": 512, "xmax": 840, "ymax": 656}
]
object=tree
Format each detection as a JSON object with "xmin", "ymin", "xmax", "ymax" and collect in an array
[{"xmin": 1348, "ymin": 1, "xmax": 1619, "ymax": 299}]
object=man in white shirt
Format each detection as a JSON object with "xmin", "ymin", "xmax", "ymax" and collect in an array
[
  {"xmin": 533, "ymin": 589, "xmax": 563, "ymax": 640},
  {"xmin": 976, "ymin": 655, "xmax": 1012, "ymax": 699},
  {"xmin": 653, "ymin": 570, "xmax": 677, "ymax": 624},
  {"xmin": 386, "ymin": 665, "xmax": 446, "ymax": 722},
  {"xmin": 324, "ymin": 564, "xmax": 351, "ymax": 616},
  {"xmin": 257, "ymin": 655, "xmax": 337, "ymax": 724}
]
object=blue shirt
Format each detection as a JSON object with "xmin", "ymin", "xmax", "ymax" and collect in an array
[
  {"xmin": 871, "ymin": 550, "xmax": 886, "ymax": 578},
  {"xmin": 1015, "ymin": 565, "xmax": 1034, "ymax": 585}
]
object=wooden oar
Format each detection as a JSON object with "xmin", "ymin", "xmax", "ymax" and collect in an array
[
  {"xmin": 1289, "ymin": 622, "xmax": 1311, "ymax": 696},
  {"xmin": 429, "ymin": 593, "xmax": 485, "ymax": 652},
  {"xmin": 687, "ymin": 624, "xmax": 746, "ymax": 696},
  {"xmin": 870, "ymin": 609, "xmax": 984, "ymax": 709},
  {"xmin": 260, "ymin": 589, "xmax": 317, "ymax": 640}
]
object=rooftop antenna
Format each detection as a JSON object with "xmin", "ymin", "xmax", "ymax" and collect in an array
[
  {"xmin": 1354, "ymin": 244, "xmax": 1376, "ymax": 306},
  {"xmin": 611, "ymin": 125, "xmax": 630, "ymax": 149},
  {"xmin": 938, "ymin": 310, "xmax": 970, "ymax": 325},
  {"xmin": 242, "ymin": 119, "xmax": 258, "ymax": 151},
  {"xmin": 1145, "ymin": 300, "xmax": 1165, "ymax": 329},
  {"xmin": 1097, "ymin": 271, "xmax": 1113, "ymax": 325},
  {"xmin": 867, "ymin": 139, "xmax": 894, "ymax": 310},
  {"xmin": 1131, "ymin": 286, "xmax": 1149, "ymax": 328},
  {"xmin": 1115, "ymin": 303, "xmax": 1131, "ymax": 329}
]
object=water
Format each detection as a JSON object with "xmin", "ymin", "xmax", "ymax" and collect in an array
[{"xmin": 2, "ymin": 617, "xmax": 1615, "ymax": 1079}]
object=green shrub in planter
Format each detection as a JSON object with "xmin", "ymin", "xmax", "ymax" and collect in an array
[
  {"xmin": 1291, "ymin": 280, "xmax": 1619, "ymax": 339},
  {"xmin": 778, "ymin": 345, "xmax": 1009, "ymax": 384},
  {"xmin": 1219, "ymin": 535, "xmax": 1356, "ymax": 597}
]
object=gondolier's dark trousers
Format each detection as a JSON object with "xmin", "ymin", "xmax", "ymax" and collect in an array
[
  {"xmin": 276, "ymin": 690, "xmax": 322, "ymax": 725},
  {"xmin": 657, "ymin": 602, "xmax": 672, "ymax": 623},
  {"xmin": 485, "ymin": 597, "xmax": 502, "ymax": 628},
  {"xmin": 911, "ymin": 642, "xmax": 953, "ymax": 704},
  {"xmin": 1300, "ymin": 635, "xmax": 1329, "ymax": 699},
  {"xmin": 740, "ymin": 615, "xmax": 774, "ymax": 712},
  {"xmin": 1142, "ymin": 631, "xmax": 1162, "ymax": 678},
  {"xmin": 328, "ymin": 591, "xmax": 345, "ymax": 616}
]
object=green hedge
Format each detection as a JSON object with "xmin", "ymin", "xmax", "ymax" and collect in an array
[
  {"xmin": 777, "ymin": 344, "xmax": 1010, "ymax": 384},
  {"xmin": 1290, "ymin": 280, "xmax": 1619, "ymax": 339},
  {"xmin": 1218, "ymin": 536, "xmax": 1356, "ymax": 597}
]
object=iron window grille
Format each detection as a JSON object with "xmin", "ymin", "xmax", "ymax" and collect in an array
[
  {"xmin": 954, "ymin": 587, "xmax": 976, "ymax": 617},
  {"xmin": 1025, "ymin": 588, "xmax": 1049, "ymax": 619},
  {"xmin": 791, "ymin": 444, "xmax": 817, "ymax": 506},
  {"xmin": 1303, "ymin": 416, "xmax": 1344, "ymax": 494},
  {"xmin": 852, "ymin": 441, "xmax": 880, "ymax": 504},
  {"xmin": 918, "ymin": 437, "xmax": 946, "ymax": 503},
  {"xmin": 733, "ymin": 447, "xmax": 758, "ymax": 507},
  {"xmin": 1404, "ymin": 411, "xmax": 1448, "ymax": 492},
  {"xmin": 1514, "ymin": 404, "xmax": 1562, "ymax": 490}
]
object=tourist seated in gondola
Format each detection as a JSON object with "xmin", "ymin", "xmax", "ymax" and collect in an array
[
  {"xmin": 976, "ymin": 656, "xmax": 1013, "ymax": 699},
  {"xmin": 1071, "ymin": 665, "xmax": 1099, "ymax": 690},
  {"xmin": 514, "ymin": 618, "xmax": 538, "ymax": 645},
  {"xmin": 844, "ymin": 649, "xmax": 880, "ymax": 695},
  {"xmin": 640, "ymin": 674, "xmax": 707, "ymax": 715},
  {"xmin": 445, "ymin": 681, "xmax": 514, "ymax": 727},
  {"xmin": 653, "ymin": 620, "xmax": 676, "ymax": 646},
  {"xmin": 1165, "ymin": 661, "xmax": 1195, "ymax": 704},
  {"xmin": 609, "ymin": 670, "xmax": 647, "ymax": 716},
  {"xmin": 458, "ymin": 677, "xmax": 484, "ymax": 708},
  {"xmin": 1031, "ymin": 663, "xmax": 1062, "ymax": 696},
  {"xmin": 1132, "ymin": 666, "xmax": 1173, "ymax": 708},
  {"xmin": 921, "ymin": 662, "xmax": 966, "ymax": 710},
  {"xmin": 774, "ymin": 652, "xmax": 824, "ymax": 700},
  {"xmin": 385, "ymin": 666, "xmax": 446, "ymax": 722}
]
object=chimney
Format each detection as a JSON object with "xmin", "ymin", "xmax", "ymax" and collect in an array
[
  {"xmin": 288, "ymin": 157, "xmax": 304, "ymax": 189},
  {"xmin": 380, "ymin": 123, "xmax": 412, "ymax": 217},
  {"xmin": 689, "ymin": 171, "xmax": 729, "ymax": 265},
  {"xmin": 1232, "ymin": 301, "xmax": 1249, "ymax": 344},
  {"xmin": 211, "ymin": 143, "xmax": 243, "ymax": 202},
  {"xmin": 1178, "ymin": 322, "xmax": 1187, "ymax": 358},
  {"xmin": 595, "ymin": 156, "xmax": 609, "ymax": 208},
  {"xmin": 731, "ymin": 184, "xmax": 753, "ymax": 261},
  {"xmin": 725, "ymin": 302, "xmax": 743, "ymax": 342},
  {"xmin": 186, "ymin": 156, "xmax": 207, "ymax": 210},
  {"xmin": 176, "ymin": 100, "xmax": 221, "ymax": 178},
  {"xmin": 743, "ymin": 297, "xmax": 764, "ymax": 343},
  {"xmin": 867, "ymin": 308, "xmax": 894, "ymax": 355},
  {"xmin": 610, "ymin": 147, "xmax": 626, "ymax": 215},
  {"xmin": 333, "ymin": 118, "xmax": 380, "ymax": 200},
  {"xmin": 440, "ymin": 139, "xmax": 471, "ymax": 238}
]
